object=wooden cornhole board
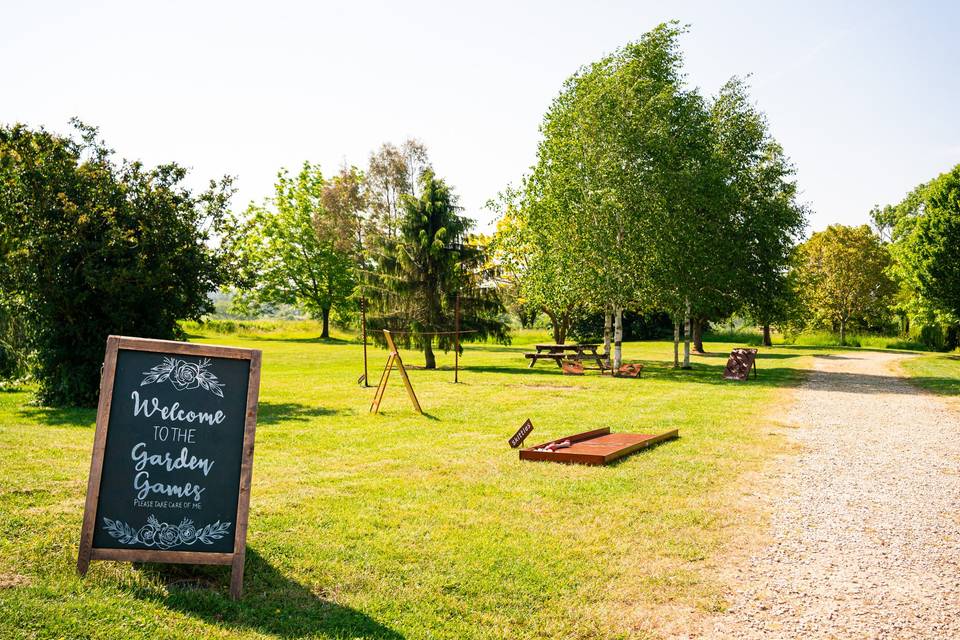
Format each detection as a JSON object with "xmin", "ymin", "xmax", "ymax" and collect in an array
[
  {"xmin": 723, "ymin": 348, "xmax": 758, "ymax": 381},
  {"xmin": 617, "ymin": 363, "xmax": 643, "ymax": 378},
  {"xmin": 561, "ymin": 360, "xmax": 584, "ymax": 375},
  {"xmin": 520, "ymin": 427, "xmax": 678, "ymax": 466}
]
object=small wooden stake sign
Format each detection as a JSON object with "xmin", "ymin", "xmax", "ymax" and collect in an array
[
  {"xmin": 77, "ymin": 336, "xmax": 262, "ymax": 599},
  {"xmin": 509, "ymin": 418, "xmax": 534, "ymax": 448}
]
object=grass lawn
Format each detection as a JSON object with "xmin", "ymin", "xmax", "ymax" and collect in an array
[
  {"xmin": 900, "ymin": 351, "xmax": 960, "ymax": 396},
  {"xmin": 0, "ymin": 325, "xmax": 815, "ymax": 639}
]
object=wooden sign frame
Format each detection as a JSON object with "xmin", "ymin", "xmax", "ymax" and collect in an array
[
  {"xmin": 520, "ymin": 427, "xmax": 678, "ymax": 465},
  {"xmin": 77, "ymin": 336, "xmax": 262, "ymax": 600},
  {"xmin": 369, "ymin": 330, "xmax": 422, "ymax": 415}
]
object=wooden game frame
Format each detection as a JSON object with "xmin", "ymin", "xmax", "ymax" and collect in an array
[
  {"xmin": 519, "ymin": 427, "xmax": 678, "ymax": 465},
  {"xmin": 723, "ymin": 347, "xmax": 758, "ymax": 381},
  {"xmin": 76, "ymin": 336, "xmax": 262, "ymax": 600},
  {"xmin": 369, "ymin": 330, "xmax": 422, "ymax": 414}
]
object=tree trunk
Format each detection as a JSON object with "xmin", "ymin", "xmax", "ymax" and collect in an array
[
  {"xmin": 321, "ymin": 307, "xmax": 331, "ymax": 339},
  {"xmin": 692, "ymin": 317, "xmax": 705, "ymax": 354},
  {"xmin": 839, "ymin": 319, "xmax": 846, "ymax": 346},
  {"xmin": 762, "ymin": 323, "xmax": 772, "ymax": 347},
  {"xmin": 673, "ymin": 321, "xmax": 680, "ymax": 368},
  {"xmin": 545, "ymin": 310, "xmax": 561, "ymax": 344},
  {"xmin": 423, "ymin": 337, "xmax": 436, "ymax": 369},
  {"xmin": 682, "ymin": 299, "xmax": 691, "ymax": 369},
  {"xmin": 603, "ymin": 310, "xmax": 612, "ymax": 358},
  {"xmin": 613, "ymin": 306, "xmax": 623, "ymax": 371}
]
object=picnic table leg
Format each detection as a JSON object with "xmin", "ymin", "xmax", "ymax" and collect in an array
[{"xmin": 528, "ymin": 356, "xmax": 536, "ymax": 368}]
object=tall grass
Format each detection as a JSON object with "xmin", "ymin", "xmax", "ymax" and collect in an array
[
  {"xmin": 788, "ymin": 330, "xmax": 928, "ymax": 351},
  {"xmin": 180, "ymin": 318, "xmax": 351, "ymax": 340},
  {"xmin": 703, "ymin": 328, "xmax": 765, "ymax": 346}
]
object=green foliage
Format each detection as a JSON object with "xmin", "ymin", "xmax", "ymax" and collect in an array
[
  {"xmin": 369, "ymin": 172, "xmax": 509, "ymax": 367},
  {"xmin": 793, "ymin": 225, "xmax": 897, "ymax": 344},
  {"xmin": 787, "ymin": 330, "xmax": 929, "ymax": 351},
  {"xmin": 885, "ymin": 165, "xmax": 960, "ymax": 324},
  {"xmin": 0, "ymin": 122, "xmax": 234, "ymax": 406},
  {"xmin": 709, "ymin": 78, "xmax": 806, "ymax": 328},
  {"xmin": 568, "ymin": 310, "xmax": 674, "ymax": 343},
  {"xmin": 489, "ymin": 181, "xmax": 583, "ymax": 344},
  {"xmin": 492, "ymin": 23, "xmax": 805, "ymax": 361},
  {"xmin": 366, "ymin": 139, "xmax": 430, "ymax": 239},
  {"xmin": 231, "ymin": 162, "xmax": 356, "ymax": 339},
  {"xmin": 0, "ymin": 297, "xmax": 30, "ymax": 379}
]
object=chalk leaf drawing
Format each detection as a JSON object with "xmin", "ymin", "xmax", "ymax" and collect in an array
[
  {"xmin": 141, "ymin": 357, "xmax": 224, "ymax": 397},
  {"xmin": 102, "ymin": 515, "xmax": 232, "ymax": 549}
]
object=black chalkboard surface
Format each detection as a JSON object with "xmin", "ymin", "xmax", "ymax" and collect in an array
[{"xmin": 78, "ymin": 336, "xmax": 261, "ymax": 599}]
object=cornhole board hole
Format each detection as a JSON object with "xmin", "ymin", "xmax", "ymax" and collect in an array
[
  {"xmin": 520, "ymin": 427, "xmax": 678, "ymax": 466},
  {"xmin": 617, "ymin": 363, "xmax": 643, "ymax": 378},
  {"xmin": 561, "ymin": 360, "xmax": 584, "ymax": 375},
  {"xmin": 723, "ymin": 348, "xmax": 758, "ymax": 381}
]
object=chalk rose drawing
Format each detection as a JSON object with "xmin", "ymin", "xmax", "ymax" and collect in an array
[
  {"xmin": 141, "ymin": 357, "xmax": 224, "ymax": 397},
  {"xmin": 102, "ymin": 515, "xmax": 231, "ymax": 549}
]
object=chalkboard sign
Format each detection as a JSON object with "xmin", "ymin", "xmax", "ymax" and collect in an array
[
  {"xmin": 77, "ymin": 336, "xmax": 261, "ymax": 599},
  {"xmin": 723, "ymin": 348, "xmax": 758, "ymax": 381}
]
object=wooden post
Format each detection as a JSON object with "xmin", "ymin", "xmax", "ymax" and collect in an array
[
  {"xmin": 77, "ymin": 336, "xmax": 120, "ymax": 576},
  {"xmin": 454, "ymin": 293, "xmax": 460, "ymax": 384},
  {"xmin": 230, "ymin": 348, "xmax": 261, "ymax": 599},
  {"xmin": 370, "ymin": 330, "xmax": 422, "ymax": 415},
  {"xmin": 360, "ymin": 297, "xmax": 369, "ymax": 387},
  {"xmin": 369, "ymin": 353, "xmax": 395, "ymax": 413}
]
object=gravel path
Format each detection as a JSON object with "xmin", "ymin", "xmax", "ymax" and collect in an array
[{"xmin": 703, "ymin": 351, "xmax": 960, "ymax": 639}]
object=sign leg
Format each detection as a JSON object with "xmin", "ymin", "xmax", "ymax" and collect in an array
[
  {"xmin": 77, "ymin": 551, "xmax": 90, "ymax": 576},
  {"xmin": 395, "ymin": 356, "xmax": 423, "ymax": 414},
  {"xmin": 370, "ymin": 354, "xmax": 394, "ymax": 414},
  {"xmin": 230, "ymin": 550, "xmax": 246, "ymax": 600}
]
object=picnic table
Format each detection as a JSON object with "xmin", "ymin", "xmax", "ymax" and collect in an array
[{"xmin": 524, "ymin": 343, "xmax": 609, "ymax": 370}]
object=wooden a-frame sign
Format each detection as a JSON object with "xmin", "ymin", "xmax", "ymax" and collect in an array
[
  {"xmin": 723, "ymin": 347, "xmax": 758, "ymax": 381},
  {"xmin": 370, "ymin": 330, "xmax": 422, "ymax": 415},
  {"xmin": 77, "ymin": 336, "xmax": 262, "ymax": 599}
]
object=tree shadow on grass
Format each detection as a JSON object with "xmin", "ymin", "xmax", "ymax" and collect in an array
[
  {"xmin": 464, "ymin": 365, "xmax": 561, "ymax": 376},
  {"xmin": 16, "ymin": 405, "xmax": 96, "ymax": 427},
  {"xmin": 137, "ymin": 548, "xmax": 404, "ymax": 639},
  {"xmin": 904, "ymin": 376, "xmax": 960, "ymax": 396},
  {"xmin": 182, "ymin": 331, "xmax": 354, "ymax": 346},
  {"xmin": 691, "ymin": 351, "xmax": 807, "ymax": 360},
  {"xmin": 257, "ymin": 402, "xmax": 343, "ymax": 425},
  {"xmin": 249, "ymin": 336, "xmax": 353, "ymax": 345}
]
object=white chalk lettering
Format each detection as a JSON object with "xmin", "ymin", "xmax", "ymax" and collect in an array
[
  {"xmin": 133, "ymin": 471, "xmax": 205, "ymax": 502},
  {"xmin": 130, "ymin": 391, "xmax": 225, "ymax": 426},
  {"xmin": 131, "ymin": 442, "xmax": 215, "ymax": 476}
]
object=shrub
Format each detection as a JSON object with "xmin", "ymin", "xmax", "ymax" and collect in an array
[{"xmin": 0, "ymin": 122, "xmax": 235, "ymax": 406}]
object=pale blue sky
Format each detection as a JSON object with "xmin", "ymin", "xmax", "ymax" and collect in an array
[{"xmin": 3, "ymin": 0, "xmax": 958, "ymax": 234}]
